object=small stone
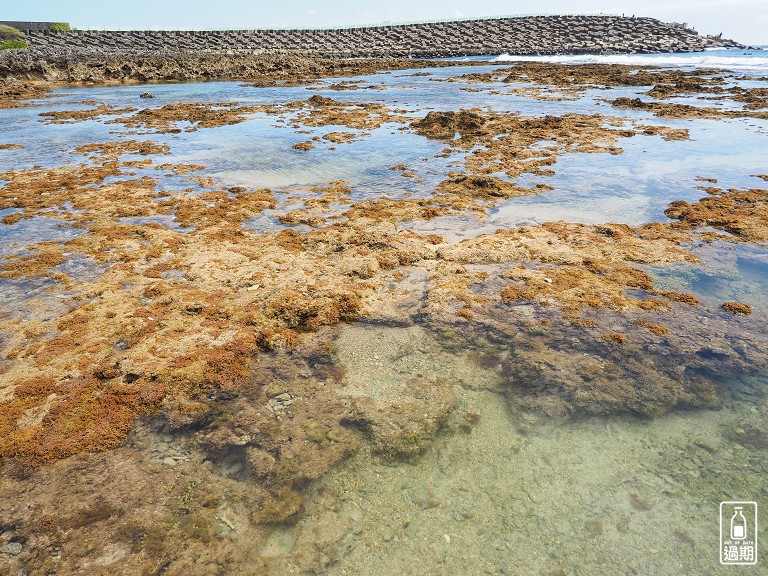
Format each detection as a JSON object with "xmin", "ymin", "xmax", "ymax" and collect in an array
[
  {"xmin": 556, "ymin": 519, "xmax": 571, "ymax": 535},
  {"xmin": 433, "ymin": 547, "xmax": 447, "ymax": 563},
  {"xmin": 403, "ymin": 523, "xmax": 417, "ymax": 538},
  {"xmin": 693, "ymin": 436, "xmax": 720, "ymax": 453},
  {"xmin": 629, "ymin": 493, "xmax": 653, "ymax": 511},
  {"xmin": 260, "ymin": 527, "xmax": 296, "ymax": 558},
  {"xmin": 450, "ymin": 509, "xmax": 471, "ymax": 522},
  {"xmin": 0, "ymin": 542, "xmax": 23, "ymax": 556},
  {"xmin": 584, "ymin": 518, "xmax": 604, "ymax": 536},
  {"xmin": 163, "ymin": 457, "xmax": 177, "ymax": 466},
  {"xmin": 409, "ymin": 486, "xmax": 440, "ymax": 509}
]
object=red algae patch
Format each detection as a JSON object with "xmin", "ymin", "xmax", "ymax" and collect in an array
[
  {"xmin": 322, "ymin": 131, "xmax": 359, "ymax": 144},
  {"xmin": 267, "ymin": 95, "xmax": 411, "ymax": 131},
  {"xmin": 73, "ymin": 139, "xmax": 171, "ymax": 160},
  {"xmin": 601, "ymin": 333, "xmax": 628, "ymax": 345},
  {"xmin": 107, "ymin": 102, "xmax": 264, "ymax": 133},
  {"xmin": 722, "ymin": 301, "xmax": 752, "ymax": 315},
  {"xmin": 408, "ymin": 109, "xmax": 689, "ymax": 212},
  {"xmin": 0, "ymin": 246, "xmax": 68, "ymax": 279},
  {"xmin": 445, "ymin": 62, "xmax": 728, "ymax": 101},
  {"xmin": 664, "ymin": 187, "xmax": 768, "ymax": 242},
  {"xmin": 439, "ymin": 221, "xmax": 697, "ymax": 319},
  {"xmin": 610, "ymin": 97, "xmax": 768, "ymax": 120},
  {"xmin": 311, "ymin": 79, "xmax": 386, "ymax": 91},
  {"xmin": 292, "ymin": 140, "xmax": 315, "ymax": 151},
  {"xmin": 39, "ymin": 101, "xmax": 138, "ymax": 124},
  {"xmin": 1, "ymin": 211, "xmax": 23, "ymax": 225},
  {"xmin": 500, "ymin": 62, "xmax": 724, "ymax": 92}
]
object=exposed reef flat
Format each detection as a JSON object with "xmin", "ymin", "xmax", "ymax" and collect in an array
[
  {"xmin": 0, "ymin": 49, "xmax": 477, "ymax": 87},
  {"xmin": 2, "ymin": 98, "xmax": 766, "ymax": 464},
  {"xmin": 1, "ymin": 55, "xmax": 767, "ymax": 575}
]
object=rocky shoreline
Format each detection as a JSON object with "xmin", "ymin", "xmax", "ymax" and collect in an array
[{"xmin": 0, "ymin": 49, "xmax": 468, "ymax": 84}]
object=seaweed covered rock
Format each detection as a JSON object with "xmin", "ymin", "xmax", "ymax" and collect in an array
[
  {"xmin": 411, "ymin": 110, "xmax": 487, "ymax": 140},
  {"xmin": 431, "ymin": 299, "xmax": 768, "ymax": 417}
]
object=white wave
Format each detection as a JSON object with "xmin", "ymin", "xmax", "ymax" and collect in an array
[{"xmin": 492, "ymin": 52, "xmax": 768, "ymax": 71}]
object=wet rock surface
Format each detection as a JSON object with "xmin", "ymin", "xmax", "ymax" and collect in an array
[
  {"xmin": 336, "ymin": 325, "xmax": 459, "ymax": 457},
  {"xmin": 1, "ymin": 55, "xmax": 767, "ymax": 575},
  {"xmin": 0, "ymin": 49, "xmax": 473, "ymax": 87}
]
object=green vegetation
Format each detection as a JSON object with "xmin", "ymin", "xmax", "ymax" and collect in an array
[
  {"xmin": 0, "ymin": 25, "xmax": 27, "ymax": 50},
  {"xmin": 0, "ymin": 39, "xmax": 27, "ymax": 50},
  {"xmin": 0, "ymin": 24, "xmax": 22, "ymax": 41},
  {"xmin": 49, "ymin": 22, "xmax": 72, "ymax": 31}
]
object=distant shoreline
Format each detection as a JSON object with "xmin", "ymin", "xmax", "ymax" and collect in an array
[
  {"xmin": 1, "ymin": 46, "xmax": 762, "ymax": 94},
  {"xmin": 0, "ymin": 51, "xmax": 482, "ymax": 86}
]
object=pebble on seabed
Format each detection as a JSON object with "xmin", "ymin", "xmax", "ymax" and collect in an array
[{"xmin": 0, "ymin": 542, "xmax": 23, "ymax": 556}]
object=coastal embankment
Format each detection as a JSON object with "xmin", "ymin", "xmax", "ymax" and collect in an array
[{"xmin": 13, "ymin": 15, "xmax": 742, "ymax": 58}]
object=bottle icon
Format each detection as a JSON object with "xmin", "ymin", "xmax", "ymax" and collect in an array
[{"xmin": 731, "ymin": 507, "xmax": 747, "ymax": 540}]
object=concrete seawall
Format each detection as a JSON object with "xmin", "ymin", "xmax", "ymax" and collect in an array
[
  {"xmin": 1, "ymin": 21, "xmax": 65, "ymax": 32},
  {"xmin": 18, "ymin": 15, "xmax": 742, "ymax": 57}
]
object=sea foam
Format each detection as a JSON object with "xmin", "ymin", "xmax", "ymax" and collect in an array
[{"xmin": 492, "ymin": 52, "xmax": 768, "ymax": 71}]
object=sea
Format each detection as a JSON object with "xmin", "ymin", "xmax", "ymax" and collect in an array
[
  {"xmin": 487, "ymin": 47, "xmax": 768, "ymax": 73},
  {"xmin": 0, "ymin": 48, "xmax": 767, "ymax": 575}
]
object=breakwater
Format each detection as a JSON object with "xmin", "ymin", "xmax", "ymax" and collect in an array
[{"xmin": 17, "ymin": 15, "xmax": 742, "ymax": 57}]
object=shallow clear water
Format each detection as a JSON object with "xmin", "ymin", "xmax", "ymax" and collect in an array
[
  {"xmin": 0, "ymin": 215, "xmax": 85, "ymax": 256},
  {"xmin": 182, "ymin": 119, "xmax": 454, "ymax": 194},
  {"xmin": 497, "ymin": 119, "xmax": 768, "ymax": 227},
  {"xmin": 284, "ymin": 323, "xmax": 768, "ymax": 576},
  {"xmin": 2, "ymin": 61, "xmax": 765, "ymax": 239},
  {"xmin": 648, "ymin": 241, "xmax": 768, "ymax": 311}
]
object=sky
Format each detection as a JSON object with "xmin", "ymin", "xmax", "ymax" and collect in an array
[{"xmin": 4, "ymin": 0, "xmax": 766, "ymax": 44}]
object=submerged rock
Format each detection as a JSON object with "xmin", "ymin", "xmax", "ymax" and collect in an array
[{"xmin": 411, "ymin": 110, "xmax": 487, "ymax": 140}]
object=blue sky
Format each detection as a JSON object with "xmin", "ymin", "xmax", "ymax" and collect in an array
[{"xmin": 4, "ymin": 0, "xmax": 766, "ymax": 44}]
